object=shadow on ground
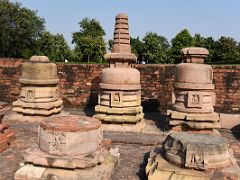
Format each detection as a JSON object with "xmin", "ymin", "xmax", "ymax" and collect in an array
[
  {"xmin": 144, "ymin": 111, "xmax": 170, "ymax": 131},
  {"xmin": 231, "ymin": 124, "xmax": 240, "ymax": 140},
  {"xmin": 137, "ymin": 151, "xmax": 150, "ymax": 180}
]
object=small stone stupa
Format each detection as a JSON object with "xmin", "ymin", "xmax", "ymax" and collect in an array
[
  {"xmin": 11, "ymin": 56, "xmax": 63, "ymax": 121},
  {"xmin": 167, "ymin": 47, "xmax": 221, "ymax": 130},
  {"xmin": 94, "ymin": 14, "xmax": 144, "ymax": 130},
  {"xmin": 15, "ymin": 115, "xmax": 119, "ymax": 180},
  {"xmin": 0, "ymin": 102, "xmax": 15, "ymax": 153},
  {"xmin": 146, "ymin": 132, "xmax": 240, "ymax": 179}
]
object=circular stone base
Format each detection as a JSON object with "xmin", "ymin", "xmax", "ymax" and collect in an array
[
  {"xmin": 23, "ymin": 144, "xmax": 107, "ymax": 169},
  {"xmin": 4, "ymin": 110, "xmax": 69, "ymax": 123},
  {"xmin": 163, "ymin": 132, "xmax": 232, "ymax": 170},
  {"xmin": 39, "ymin": 115, "xmax": 102, "ymax": 156},
  {"xmin": 163, "ymin": 132, "xmax": 233, "ymax": 170}
]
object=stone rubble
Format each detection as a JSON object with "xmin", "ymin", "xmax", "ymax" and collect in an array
[{"xmin": 0, "ymin": 102, "xmax": 15, "ymax": 153}]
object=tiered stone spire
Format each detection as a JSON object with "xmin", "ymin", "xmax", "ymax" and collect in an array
[
  {"xmin": 105, "ymin": 14, "xmax": 136, "ymax": 67},
  {"xmin": 94, "ymin": 13, "xmax": 144, "ymax": 131}
]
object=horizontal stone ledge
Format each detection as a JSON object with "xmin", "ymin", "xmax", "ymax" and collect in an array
[{"xmin": 174, "ymin": 82, "xmax": 215, "ymax": 90}]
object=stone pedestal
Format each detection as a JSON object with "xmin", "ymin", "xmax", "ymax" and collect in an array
[
  {"xmin": 15, "ymin": 115, "xmax": 119, "ymax": 180},
  {"xmin": 146, "ymin": 132, "xmax": 240, "ymax": 180},
  {"xmin": 94, "ymin": 14, "xmax": 144, "ymax": 129},
  {"xmin": 0, "ymin": 102, "xmax": 15, "ymax": 153},
  {"xmin": 12, "ymin": 56, "xmax": 63, "ymax": 117},
  {"xmin": 168, "ymin": 47, "xmax": 220, "ymax": 130}
]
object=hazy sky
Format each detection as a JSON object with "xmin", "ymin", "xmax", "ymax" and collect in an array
[{"xmin": 12, "ymin": 0, "xmax": 240, "ymax": 47}]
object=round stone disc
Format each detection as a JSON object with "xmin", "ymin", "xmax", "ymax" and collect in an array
[
  {"xmin": 40, "ymin": 115, "xmax": 101, "ymax": 132},
  {"xmin": 39, "ymin": 115, "xmax": 102, "ymax": 156}
]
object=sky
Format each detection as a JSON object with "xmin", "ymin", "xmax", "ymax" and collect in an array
[{"xmin": 11, "ymin": 0, "xmax": 240, "ymax": 48}]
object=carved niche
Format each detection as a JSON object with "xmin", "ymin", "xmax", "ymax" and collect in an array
[
  {"xmin": 187, "ymin": 92, "xmax": 203, "ymax": 108},
  {"xmin": 26, "ymin": 88, "xmax": 35, "ymax": 101},
  {"xmin": 110, "ymin": 91, "xmax": 123, "ymax": 107},
  {"xmin": 49, "ymin": 132, "xmax": 66, "ymax": 154},
  {"xmin": 185, "ymin": 144, "xmax": 208, "ymax": 170}
]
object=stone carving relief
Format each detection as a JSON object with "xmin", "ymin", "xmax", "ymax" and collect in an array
[
  {"xmin": 26, "ymin": 89, "xmax": 35, "ymax": 101},
  {"xmin": 49, "ymin": 132, "xmax": 66, "ymax": 153},
  {"xmin": 185, "ymin": 144, "xmax": 207, "ymax": 170},
  {"xmin": 111, "ymin": 92, "xmax": 123, "ymax": 107},
  {"xmin": 187, "ymin": 92, "xmax": 203, "ymax": 108}
]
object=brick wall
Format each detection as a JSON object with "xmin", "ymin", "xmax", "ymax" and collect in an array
[{"xmin": 0, "ymin": 58, "xmax": 239, "ymax": 114}]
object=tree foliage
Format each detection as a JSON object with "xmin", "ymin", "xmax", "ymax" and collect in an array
[
  {"xmin": 72, "ymin": 18, "xmax": 106, "ymax": 63},
  {"xmin": 130, "ymin": 37, "xmax": 144, "ymax": 63},
  {"xmin": 142, "ymin": 32, "xmax": 170, "ymax": 63},
  {"xmin": 212, "ymin": 36, "xmax": 240, "ymax": 63},
  {"xmin": 35, "ymin": 31, "xmax": 71, "ymax": 62},
  {"xmin": 170, "ymin": 29, "xmax": 194, "ymax": 63},
  {"xmin": 0, "ymin": 0, "xmax": 45, "ymax": 58},
  {"xmin": 1, "ymin": 1, "xmax": 240, "ymax": 65}
]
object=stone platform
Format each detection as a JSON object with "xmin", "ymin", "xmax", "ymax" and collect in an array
[
  {"xmin": 168, "ymin": 110, "xmax": 221, "ymax": 129},
  {"xmin": 94, "ymin": 105, "xmax": 144, "ymax": 123},
  {"xmin": 5, "ymin": 110, "xmax": 69, "ymax": 123},
  {"xmin": 15, "ymin": 152, "xmax": 118, "ymax": 180}
]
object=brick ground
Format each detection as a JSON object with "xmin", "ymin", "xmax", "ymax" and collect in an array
[{"xmin": 0, "ymin": 109, "xmax": 239, "ymax": 180}]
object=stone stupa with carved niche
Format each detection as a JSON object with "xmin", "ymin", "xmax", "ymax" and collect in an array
[
  {"xmin": 167, "ymin": 47, "xmax": 221, "ymax": 131},
  {"xmin": 94, "ymin": 13, "xmax": 145, "ymax": 132},
  {"xmin": 7, "ymin": 55, "xmax": 67, "ymax": 122}
]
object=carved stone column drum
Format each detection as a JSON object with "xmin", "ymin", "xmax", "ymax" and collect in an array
[
  {"xmin": 12, "ymin": 56, "xmax": 63, "ymax": 116},
  {"xmin": 94, "ymin": 14, "xmax": 144, "ymax": 124},
  {"xmin": 38, "ymin": 115, "xmax": 102, "ymax": 156},
  {"xmin": 168, "ymin": 47, "xmax": 220, "ymax": 130},
  {"xmin": 15, "ymin": 115, "xmax": 119, "ymax": 180}
]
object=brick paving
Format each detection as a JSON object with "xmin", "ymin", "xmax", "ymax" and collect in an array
[{"xmin": 0, "ymin": 110, "xmax": 239, "ymax": 180}]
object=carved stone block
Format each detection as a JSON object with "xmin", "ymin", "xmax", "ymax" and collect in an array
[
  {"xmin": 110, "ymin": 91, "xmax": 123, "ymax": 107},
  {"xmin": 187, "ymin": 92, "xmax": 203, "ymax": 108}
]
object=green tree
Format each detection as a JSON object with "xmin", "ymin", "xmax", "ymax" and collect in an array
[
  {"xmin": 202, "ymin": 36, "xmax": 216, "ymax": 62},
  {"xmin": 107, "ymin": 39, "xmax": 113, "ymax": 52},
  {"xmin": 142, "ymin": 32, "xmax": 170, "ymax": 64},
  {"xmin": 72, "ymin": 18, "xmax": 106, "ymax": 63},
  {"xmin": 130, "ymin": 36, "xmax": 144, "ymax": 63},
  {"xmin": 0, "ymin": 0, "xmax": 45, "ymax": 58},
  {"xmin": 35, "ymin": 31, "xmax": 71, "ymax": 62},
  {"xmin": 193, "ymin": 34, "xmax": 216, "ymax": 62},
  {"xmin": 170, "ymin": 29, "xmax": 194, "ymax": 63},
  {"xmin": 212, "ymin": 36, "xmax": 240, "ymax": 63},
  {"xmin": 193, "ymin": 33, "xmax": 205, "ymax": 47}
]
